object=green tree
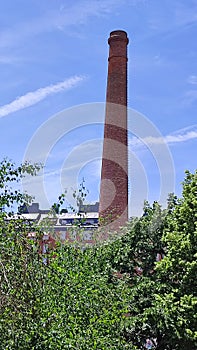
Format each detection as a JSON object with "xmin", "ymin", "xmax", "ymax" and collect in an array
[
  {"xmin": 105, "ymin": 170, "xmax": 197, "ymax": 349},
  {"xmin": 0, "ymin": 159, "xmax": 46, "ymax": 349},
  {"xmin": 0, "ymin": 159, "xmax": 134, "ymax": 349},
  {"xmin": 154, "ymin": 170, "xmax": 197, "ymax": 349},
  {"xmin": 1, "ymin": 159, "xmax": 196, "ymax": 350},
  {"xmin": 0, "ymin": 158, "xmax": 41, "ymax": 212}
]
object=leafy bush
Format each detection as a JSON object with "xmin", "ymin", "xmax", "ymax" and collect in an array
[{"xmin": 0, "ymin": 160, "xmax": 196, "ymax": 349}]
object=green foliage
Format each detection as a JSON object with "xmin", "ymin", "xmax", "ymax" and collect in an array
[
  {"xmin": 0, "ymin": 159, "xmax": 45, "ymax": 349},
  {"xmin": 0, "ymin": 158, "xmax": 42, "ymax": 212},
  {"xmin": 0, "ymin": 161, "xmax": 196, "ymax": 349},
  {"xmin": 154, "ymin": 170, "xmax": 197, "ymax": 349},
  {"xmin": 0, "ymin": 160, "xmax": 133, "ymax": 349},
  {"xmin": 115, "ymin": 170, "xmax": 197, "ymax": 349}
]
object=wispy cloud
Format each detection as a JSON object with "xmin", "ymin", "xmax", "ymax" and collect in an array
[
  {"xmin": 175, "ymin": 2, "xmax": 197, "ymax": 27},
  {"xmin": 146, "ymin": 1, "xmax": 197, "ymax": 42},
  {"xmin": 0, "ymin": 54, "xmax": 20, "ymax": 64},
  {"xmin": 0, "ymin": 75, "xmax": 85, "ymax": 118},
  {"xmin": 188, "ymin": 75, "xmax": 197, "ymax": 85},
  {"xmin": 129, "ymin": 125, "xmax": 197, "ymax": 149},
  {"xmin": 183, "ymin": 90, "xmax": 197, "ymax": 106},
  {"xmin": 165, "ymin": 126, "xmax": 197, "ymax": 144},
  {"xmin": 0, "ymin": 0, "xmax": 124, "ymax": 49},
  {"xmin": 22, "ymin": 140, "xmax": 102, "ymax": 208}
]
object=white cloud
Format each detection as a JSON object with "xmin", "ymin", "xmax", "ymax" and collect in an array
[
  {"xmin": 0, "ymin": 75, "xmax": 85, "ymax": 118},
  {"xmin": 0, "ymin": 55, "xmax": 20, "ymax": 64},
  {"xmin": 175, "ymin": 2, "xmax": 197, "ymax": 27},
  {"xmin": 0, "ymin": 0, "xmax": 124, "ymax": 49},
  {"xmin": 146, "ymin": 2, "xmax": 197, "ymax": 41},
  {"xmin": 188, "ymin": 75, "xmax": 197, "ymax": 85},
  {"xmin": 165, "ymin": 128, "xmax": 197, "ymax": 143},
  {"xmin": 129, "ymin": 125, "xmax": 197, "ymax": 149},
  {"xmin": 183, "ymin": 90, "xmax": 197, "ymax": 106}
]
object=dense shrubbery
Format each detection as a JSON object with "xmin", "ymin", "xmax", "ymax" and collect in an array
[{"xmin": 0, "ymin": 159, "xmax": 196, "ymax": 349}]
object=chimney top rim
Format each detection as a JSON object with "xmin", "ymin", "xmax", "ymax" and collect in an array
[
  {"xmin": 108, "ymin": 30, "xmax": 129, "ymax": 44},
  {"xmin": 110, "ymin": 30, "xmax": 128, "ymax": 37}
]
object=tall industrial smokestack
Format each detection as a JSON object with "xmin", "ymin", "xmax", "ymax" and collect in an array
[{"xmin": 99, "ymin": 30, "xmax": 129, "ymax": 229}]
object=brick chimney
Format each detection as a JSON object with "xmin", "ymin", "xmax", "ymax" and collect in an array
[{"xmin": 99, "ymin": 30, "xmax": 129, "ymax": 229}]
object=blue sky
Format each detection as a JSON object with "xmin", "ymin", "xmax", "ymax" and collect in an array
[{"xmin": 0, "ymin": 0, "xmax": 196, "ymax": 216}]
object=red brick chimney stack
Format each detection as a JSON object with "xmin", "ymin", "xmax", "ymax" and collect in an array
[{"xmin": 99, "ymin": 30, "xmax": 129, "ymax": 229}]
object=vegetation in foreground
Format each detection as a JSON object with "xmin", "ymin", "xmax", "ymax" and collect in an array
[{"xmin": 0, "ymin": 159, "xmax": 196, "ymax": 349}]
